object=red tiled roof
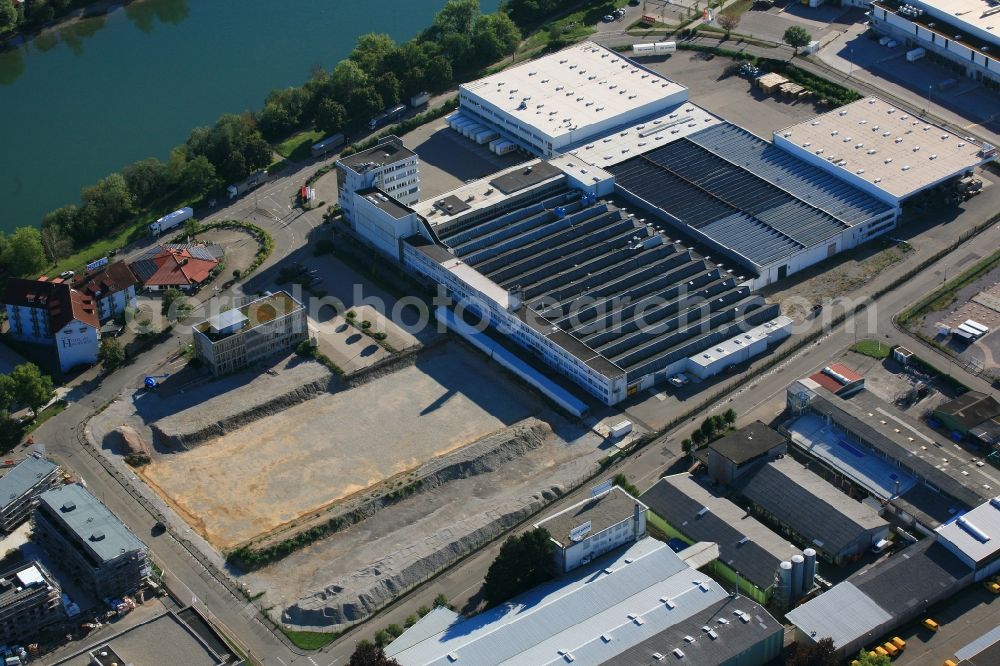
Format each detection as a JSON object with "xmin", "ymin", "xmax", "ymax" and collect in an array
[
  {"xmin": 141, "ymin": 247, "xmax": 218, "ymax": 287},
  {"xmin": 2, "ymin": 278, "xmax": 98, "ymax": 331},
  {"xmin": 76, "ymin": 260, "xmax": 138, "ymax": 298},
  {"xmin": 809, "ymin": 363, "xmax": 864, "ymax": 394}
]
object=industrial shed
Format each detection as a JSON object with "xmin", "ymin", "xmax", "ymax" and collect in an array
[
  {"xmin": 641, "ymin": 475, "xmax": 800, "ymax": 603},
  {"xmin": 609, "ymin": 122, "xmax": 897, "ymax": 287},
  {"xmin": 735, "ymin": 456, "xmax": 889, "ymax": 564},
  {"xmin": 788, "ymin": 540, "xmax": 973, "ymax": 656}
]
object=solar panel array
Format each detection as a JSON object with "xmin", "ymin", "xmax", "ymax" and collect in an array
[
  {"xmin": 609, "ymin": 124, "xmax": 893, "ymax": 271},
  {"xmin": 435, "ymin": 186, "xmax": 779, "ymax": 383}
]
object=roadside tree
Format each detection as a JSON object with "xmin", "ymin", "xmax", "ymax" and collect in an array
[
  {"xmin": 717, "ymin": 13, "xmax": 740, "ymax": 35},
  {"xmin": 180, "ymin": 155, "xmax": 217, "ymax": 198},
  {"xmin": 472, "ymin": 12, "xmax": 520, "ymax": 64},
  {"xmin": 122, "ymin": 157, "xmax": 170, "ymax": 207},
  {"xmin": 482, "ymin": 527, "xmax": 554, "ymax": 605},
  {"xmin": 99, "ymin": 337, "xmax": 126, "ymax": 371},
  {"xmin": 348, "ymin": 642, "xmax": 400, "ymax": 666},
  {"xmin": 11, "ymin": 363, "xmax": 54, "ymax": 419},
  {"xmin": 783, "ymin": 26, "xmax": 812, "ymax": 54}
]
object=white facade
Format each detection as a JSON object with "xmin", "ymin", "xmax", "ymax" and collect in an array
[
  {"xmin": 534, "ymin": 486, "xmax": 648, "ymax": 573},
  {"xmin": 192, "ymin": 292, "xmax": 308, "ymax": 376},
  {"xmin": 95, "ymin": 285, "xmax": 136, "ymax": 322},
  {"xmin": 336, "ymin": 137, "xmax": 420, "ymax": 223},
  {"xmin": 458, "ymin": 41, "xmax": 689, "ymax": 156},
  {"xmin": 53, "ymin": 319, "xmax": 99, "ymax": 372},
  {"xmin": 686, "ymin": 316, "xmax": 793, "ymax": 379},
  {"xmin": 352, "ymin": 191, "xmax": 423, "ymax": 260},
  {"xmin": 870, "ymin": 1, "xmax": 1000, "ymax": 87}
]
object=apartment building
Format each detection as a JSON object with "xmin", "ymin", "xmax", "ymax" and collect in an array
[
  {"xmin": 0, "ymin": 561, "xmax": 64, "ymax": 645},
  {"xmin": 33, "ymin": 484, "xmax": 150, "ymax": 599},
  {"xmin": 0, "ymin": 454, "xmax": 60, "ymax": 533}
]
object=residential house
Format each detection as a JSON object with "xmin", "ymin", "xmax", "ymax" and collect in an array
[
  {"xmin": 74, "ymin": 260, "xmax": 139, "ymax": 322},
  {"xmin": 3, "ymin": 277, "xmax": 100, "ymax": 372}
]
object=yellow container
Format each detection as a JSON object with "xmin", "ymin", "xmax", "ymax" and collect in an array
[
  {"xmin": 883, "ymin": 642, "xmax": 899, "ymax": 657},
  {"xmin": 923, "ymin": 618, "xmax": 939, "ymax": 631},
  {"xmin": 876, "ymin": 646, "xmax": 889, "ymax": 657},
  {"xmin": 891, "ymin": 636, "xmax": 906, "ymax": 650}
]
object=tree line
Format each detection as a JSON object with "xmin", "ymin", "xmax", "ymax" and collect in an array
[
  {"xmin": 0, "ymin": 362, "xmax": 55, "ymax": 449},
  {"xmin": 0, "ymin": 0, "xmax": 538, "ymax": 281}
]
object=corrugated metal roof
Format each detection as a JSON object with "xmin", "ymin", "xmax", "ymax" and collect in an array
[
  {"xmin": 736, "ymin": 457, "xmax": 888, "ymax": 557},
  {"xmin": 386, "ymin": 607, "xmax": 461, "ymax": 657},
  {"xmin": 391, "ymin": 538, "xmax": 729, "ymax": 666},
  {"xmin": 785, "ymin": 581, "xmax": 892, "ymax": 649},
  {"xmin": 936, "ymin": 497, "xmax": 1000, "ymax": 564}
]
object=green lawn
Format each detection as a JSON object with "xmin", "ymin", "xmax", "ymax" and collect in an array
[
  {"xmin": 720, "ymin": 0, "xmax": 754, "ymax": 18},
  {"xmin": 519, "ymin": 0, "xmax": 627, "ymax": 54},
  {"xmin": 851, "ymin": 339, "xmax": 891, "ymax": 360},
  {"xmin": 282, "ymin": 629, "xmax": 338, "ymax": 651},
  {"xmin": 274, "ymin": 129, "xmax": 324, "ymax": 162}
]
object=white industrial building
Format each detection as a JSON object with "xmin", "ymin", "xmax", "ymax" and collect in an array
[
  {"xmin": 774, "ymin": 97, "xmax": 995, "ymax": 207},
  {"xmin": 936, "ymin": 497, "xmax": 1000, "ymax": 580},
  {"xmin": 456, "ymin": 41, "xmax": 689, "ymax": 157},
  {"xmin": 870, "ymin": 0, "xmax": 1000, "ymax": 88},
  {"xmin": 534, "ymin": 485, "xmax": 648, "ymax": 573},
  {"xmin": 386, "ymin": 538, "xmax": 784, "ymax": 666},
  {"xmin": 335, "ymin": 135, "xmax": 419, "ymax": 223}
]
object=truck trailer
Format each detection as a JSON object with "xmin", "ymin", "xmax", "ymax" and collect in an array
[
  {"xmin": 150, "ymin": 207, "xmax": 193, "ymax": 235},
  {"xmin": 227, "ymin": 170, "xmax": 268, "ymax": 199},
  {"xmin": 906, "ymin": 47, "xmax": 926, "ymax": 62},
  {"xmin": 410, "ymin": 91, "xmax": 430, "ymax": 108},
  {"xmin": 311, "ymin": 133, "xmax": 346, "ymax": 158},
  {"xmin": 368, "ymin": 104, "xmax": 407, "ymax": 131}
]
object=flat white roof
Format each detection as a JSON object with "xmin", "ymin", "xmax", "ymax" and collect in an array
[
  {"xmin": 441, "ymin": 258, "xmax": 510, "ymax": 309},
  {"xmin": 776, "ymin": 97, "xmax": 989, "ymax": 199},
  {"xmin": 460, "ymin": 41, "xmax": 687, "ymax": 143},
  {"xmin": 567, "ymin": 103, "xmax": 723, "ymax": 168},
  {"xmin": 916, "ymin": 0, "xmax": 1000, "ymax": 39},
  {"xmin": 688, "ymin": 316, "xmax": 792, "ymax": 369},
  {"xmin": 936, "ymin": 497, "xmax": 1000, "ymax": 564}
]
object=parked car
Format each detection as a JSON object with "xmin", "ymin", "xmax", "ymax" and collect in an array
[
  {"xmin": 871, "ymin": 538, "xmax": 891, "ymax": 554},
  {"xmin": 59, "ymin": 270, "xmax": 75, "ymax": 279},
  {"xmin": 668, "ymin": 373, "xmax": 689, "ymax": 387},
  {"xmin": 602, "ymin": 14, "xmax": 614, "ymax": 22}
]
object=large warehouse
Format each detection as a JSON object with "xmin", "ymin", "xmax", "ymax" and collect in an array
[
  {"xmin": 404, "ymin": 160, "xmax": 790, "ymax": 404},
  {"xmin": 455, "ymin": 41, "xmax": 689, "ymax": 157},
  {"xmin": 870, "ymin": 0, "xmax": 1000, "ymax": 88},
  {"xmin": 774, "ymin": 97, "xmax": 994, "ymax": 207}
]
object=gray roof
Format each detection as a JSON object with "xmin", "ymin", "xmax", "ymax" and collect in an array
[
  {"xmin": 641, "ymin": 475, "xmax": 800, "ymax": 591},
  {"xmin": 0, "ymin": 560, "xmax": 59, "ymax": 611},
  {"xmin": 337, "ymin": 136, "xmax": 415, "ymax": 171},
  {"xmin": 51, "ymin": 610, "xmax": 227, "ymax": 666},
  {"xmin": 357, "ymin": 187, "xmax": 413, "ymax": 219},
  {"xmin": 206, "ymin": 308, "xmax": 248, "ymax": 333},
  {"xmin": 611, "ymin": 596, "xmax": 783, "ymax": 666},
  {"xmin": 390, "ymin": 538, "xmax": 730, "ymax": 666},
  {"xmin": 787, "ymin": 540, "xmax": 972, "ymax": 650},
  {"xmin": 608, "ymin": 122, "xmax": 892, "ymax": 273},
  {"xmin": 386, "ymin": 607, "xmax": 460, "ymax": 656},
  {"xmin": 36, "ymin": 484, "xmax": 147, "ymax": 564},
  {"xmin": 489, "ymin": 161, "xmax": 563, "ymax": 195},
  {"xmin": 0, "ymin": 454, "xmax": 57, "ymax": 508},
  {"xmin": 736, "ymin": 457, "xmax": 888, "ymax": 556},
  {"xmin": 932, "ymin": 391, "xmax": 1000, "ymax": 430},
  {"xmin": 785, "ymin": 581, "xmax": 892, "ymax": 649},
  {"xmin": 708, "ymin": 421, "xmax": 786, "ymax": 465},
  {"xmin": 535, "ymin": 485, "xmax": 645, "ymax": 548}
]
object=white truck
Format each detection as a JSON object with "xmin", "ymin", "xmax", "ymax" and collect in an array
[
  {"xmin": 906, "ymin": 47, "xmax": 926, "ymax": 62},
  {"xmin": 227, "ymin": 170, "xmax": 268, "ymax": 199},
  {"xmin": 410, "ymin": 91, "xmax": 430, "ymax": 108},
  {"xmin": 149, "ymin": 207, "xmax": 193, "ymax": 235}
]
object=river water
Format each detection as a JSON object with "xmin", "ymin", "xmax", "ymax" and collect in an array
[{"xmin": 0, "ymin": 0, "xmax": 499, "ymax": 234}]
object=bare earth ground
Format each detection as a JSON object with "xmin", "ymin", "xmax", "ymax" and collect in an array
[
  {"xmin": 247, "ymin": 411, "xmax": 604, "ymax": 630},
  {"xmin": 137, "ymin": 344, "xmax": 537, "ymax": 550},
  {"xmin": 198, "ymin": 227, "xmax": 258, "ymax": 277}
]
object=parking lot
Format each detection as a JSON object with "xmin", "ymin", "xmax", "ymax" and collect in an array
[{"xmin": 893, "ymin": 584, "xmax": 1000, "ymax": 665}]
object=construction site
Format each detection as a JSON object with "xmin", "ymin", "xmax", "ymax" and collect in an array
[{"xmin": 88, "ymin": 341, "xmax": 606, "ymax": 630}]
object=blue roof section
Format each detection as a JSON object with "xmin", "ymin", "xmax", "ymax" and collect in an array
[
  {"xmin": 37, "ymin": 484, "xmax": 147, "ymax": 564},
  {"xmin": 697, "ymin": 213, "xmax": 802, "ymax": 267},
  {"xmin": 686, "ymin": 123, "xmax": 893, "ymax": 225},
  {"xmin": 0, "ymin": 455, "xmax": 57, "ymax": 507}
]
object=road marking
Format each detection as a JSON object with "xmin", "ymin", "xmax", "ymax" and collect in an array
[
  {"xmin": 275, "ymin": 658, "xmax": 287, "ymax": 666},
  {"xmin": 309, "ymin": 657, "xmax": 319, "ymax": 666}
]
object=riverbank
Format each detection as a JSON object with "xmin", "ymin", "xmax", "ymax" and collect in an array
[{"xmin": 0, "ymin": 0, "xmax": 122, "ymax": 51}]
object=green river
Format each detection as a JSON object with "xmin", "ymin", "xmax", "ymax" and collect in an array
[{"xmin": 0, "ymin": 0, "xmax": 499, "ymax": 234}]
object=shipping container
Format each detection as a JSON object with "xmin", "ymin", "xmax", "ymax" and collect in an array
[
  {"xmin": 149, "ymin": 207, "xmax": 194, "ymax": 235},
  {"xmin": 310, "ymin": 133, "xmax": 346, "ymax": 158}
]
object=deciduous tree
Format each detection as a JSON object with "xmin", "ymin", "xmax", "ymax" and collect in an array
[
  {"xmin": 11, "ymin": 363, "xmax": 54, "ymax": 418},
  {"xmin": 2, "ymin": 227, "xmax": 46, "ymax": 276},
  {"xmin": 99, "ymin": 337, "xmax": 125, "ymax": 370},
  {"xmin": 783, "ymin": 26, "xmax": 812, "ymax": 54},
  {"xmin": 482, "ymin": 527, "xmax": 554, "ymax": 605}
]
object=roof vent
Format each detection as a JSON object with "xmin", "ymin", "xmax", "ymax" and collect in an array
[
  {"xmin": 673, "ymin": 648, "xmax": 685, "ymax": 659},
  {"xmin": 90, "ymin": 531, "xmax": 105, "ymax": 541},
  {"xmin": 61, "ymin": 502, "xmax": 76, "ymax": 512}
]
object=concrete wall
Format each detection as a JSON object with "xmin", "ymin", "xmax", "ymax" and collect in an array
[{"xmin": 353, "ymin": 194, "xmax": 422, "ymax": 261}]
